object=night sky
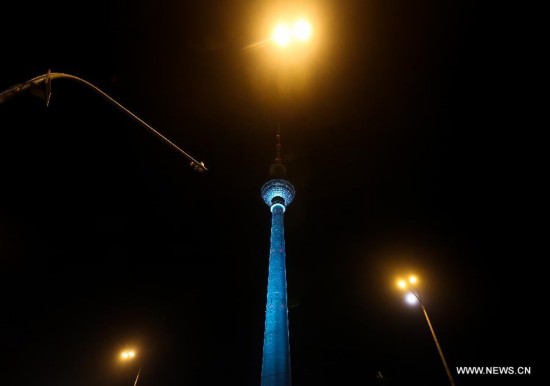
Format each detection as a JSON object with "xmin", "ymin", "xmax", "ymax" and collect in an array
[{"xmin": 0, "ymin": 1, "xmax": 541, "ymax": 385}]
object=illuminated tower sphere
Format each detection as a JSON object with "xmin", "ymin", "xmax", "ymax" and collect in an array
[{"xmin": 260, "ymin": 132, "xmax": 295, "ymax": 386}]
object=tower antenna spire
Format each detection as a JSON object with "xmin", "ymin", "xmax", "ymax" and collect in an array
[
  {"xmin": 269, "ymin": 126, "xmax": 287, "ymax": 177},
  {"xmin": 275, "ymin": 126, "xmax": 282, "ymax": 164}
]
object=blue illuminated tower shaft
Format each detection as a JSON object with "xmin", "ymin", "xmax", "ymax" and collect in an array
[
  {"xmin": 261, "ymin": 179, "xmax": 295, "ymax": 386},
  {"xmin": 262, "ymin": 205, "xmax": 290, "ymax": 386}
]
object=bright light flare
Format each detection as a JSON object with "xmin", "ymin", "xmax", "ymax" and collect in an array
[
  {"xmin": 397, "ymin": 275, "xmax": 418, "ymax": 290},
  {"xmin": 405, "ymin": 292, "xmax": 418, "ymax": 305},
  {"xmin": 272, "ymin": 24, "xmax": 292, "ymax": 46},
  {"xmin": 271, "ymin": 19, "xmax": 313, "ymax": 47},
  {"xmin": 120, "ymin": 350, "xmax": 136, "ymax": 361},
  {"xmin": 293, "ymin": 19, "xmax": 312, "ymax": 42}
]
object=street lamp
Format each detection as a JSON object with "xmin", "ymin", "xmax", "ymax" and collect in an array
[
  {"xmin": 271, "ymin": 18, "xmax": 313, "ymax": 47},
  {"xmin": 120, "ymin": 349, "xmax": 141, "ymax": 386},
  {"xmin": 0, "ymin": 70, "xmax": 207, "ymax": 172},
  {"xmin": 396, "ymin": 275, "xmax": 456, "ymax": 386},
  {"xmin": 243, "ymin": 16, "xmax": 314, "ymax": 52}
]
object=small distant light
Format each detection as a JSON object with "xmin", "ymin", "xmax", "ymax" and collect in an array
[
  {"xmin": 405, "ymin": 292, "xmax": 418, "ymax": 305},
  {"xmin": 397, "ymin": 279, "xmax": 407, "ymax": 289},
  {"xmin": 293, "ymin": 19, "xmax": 312, "ymax": 42},
  {"xmin": 409, "ymin": 276, "xmax": 417, "ymax": 284},
  {"xmin": 128, "ymin": 351, "xmax": 135, "ymax": 358},
  {"xmin": 121, "ymin": 352, "xmax": 129, "ymax": 359}
]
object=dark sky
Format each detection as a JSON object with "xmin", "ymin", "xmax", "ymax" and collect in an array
[{"xmin": 0, "ymin": 1, "xmax": 542, "ymax": 385}]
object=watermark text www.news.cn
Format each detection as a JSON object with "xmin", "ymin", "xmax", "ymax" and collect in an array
[{"xmin": 456, "ymin": 366, "xmax": 531, "ymax": 375}]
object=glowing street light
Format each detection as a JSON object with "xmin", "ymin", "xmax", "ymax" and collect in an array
[
  {"xmin": 120, "ymin": 350, "xmax": 136, "ymax": 360},
  {"xmin": 405, "ymin": 292, "xmax": 419, "ymax": 305},
  {"xmin": 272, "ymin": 24, "xmax": 292, "ymax": 47},
  {"xmin": 120, "ymin": 349, "xmax": 141, "ymax": 386},
  {"xmin": 293, "ymin": 19, "xmax": 313, "ymax": 42},
  {"xmin": 396, "ymin": 275, "xmax": 456, "ymax": 386},
  {"xmin": 271, "ymin": 18, "xmax": 313, "ymax": 47}
]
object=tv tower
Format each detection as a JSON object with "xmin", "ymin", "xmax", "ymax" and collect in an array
[{"xmin": 260, "ymin": 130, "xmax": 295, "ymax": 386}]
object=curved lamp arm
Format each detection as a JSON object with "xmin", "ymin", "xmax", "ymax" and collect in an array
[{"xmin": 0, "ymin": 70, "xmax": 207, "ymax": 172}]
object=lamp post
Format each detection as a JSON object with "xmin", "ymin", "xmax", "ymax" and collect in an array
[
  {"xmin": 120, "ymin": 350, "xmax": 141, "ymax": 386},
  {"xmin": 0, "ymin": 70, "xmax": 207, "ymax": 172},
  {"xmin": 397, "ymin": 276, "xmax": 456, "ymax": 386}
]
